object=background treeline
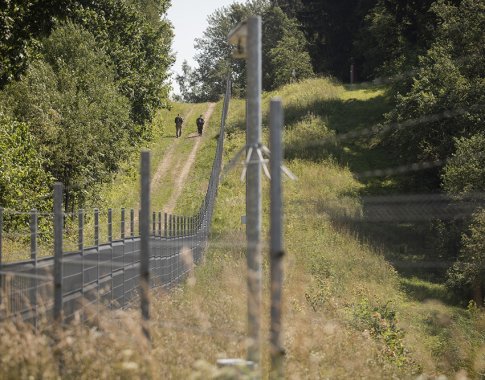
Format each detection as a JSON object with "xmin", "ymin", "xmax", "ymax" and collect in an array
[
  {"xmin": 178, "ymin": 0, "xmax": 484, "ymax": 303},
  {"xmin": 281, "ymin": 0, "xmax": 484, "ymax": 305},
  {"xmin": 0, "ymin": 0, "xmax": 173, "ymax": 215},
  {"xmin": 175, "ymin": 0, "xmax": 314, "ymax": 102}
]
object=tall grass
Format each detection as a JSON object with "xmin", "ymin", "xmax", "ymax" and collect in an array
[{"xmin": 1, "ymin": 78, "xmax": 484, "ymax": 378}]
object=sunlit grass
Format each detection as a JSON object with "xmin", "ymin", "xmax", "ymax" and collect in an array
[{"xmin": 1, "ymin": 77, "xmax": 484, "ymax": 378}]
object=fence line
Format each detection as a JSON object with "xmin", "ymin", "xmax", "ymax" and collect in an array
[{"xmin": 0, "ymin": 78, "xmax": 231, "ymax": 325}]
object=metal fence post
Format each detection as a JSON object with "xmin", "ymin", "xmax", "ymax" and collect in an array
[
  {"xmin": 158, "ymin": 211, "xmax": 162, "ymax": 283},
  {"xmin": 130, "ymin": 208, "xmax": 135, "ymax": 270},
  {"xmin": 140, "ymin": 151, "xmax": 151, "ymax": 342},
  {"xmin": 121, "ymin": 208, "xmax": 125, "ymax": 307},
  {"xmin": 164, "ymin": 213, "xmax": 168, "ymax": 239},
  {"xmin": 30, "ymin": 209, "xmax": 37, "ymax": 260},
  {"xmin": 30, "ymin": 209, "xmax": 38, "ymax": 327},
  {"xmin": 121, "ymin": 208, "xmax": 125, "ymax": 240},
  {"xmin": 269, "ymin": 98, "xmax": 285, "ymax": 378},
  {"xmin": 130, "ymin": 209, "xmax": 134, "ymax": 238},
  {"xmin": 78, "ymin": 209, "xmax": 84, "ymax": 298},
  {"xmin": 168, "ymin": 214, "xmax": 172, "ymax": 284},
  {"xmin": 108, "ymin": 208, "xmax": 113, "ymax": 243},
  {"xmin": 177, "ymin": 215, "xmax": 180, "ymax": 279},
  {"xmin": 246, "ymin": 15, "xmax": 262, "ymax": 366},
  {"xmin": 94, "ymin": 208, "xmax": 100, "ymax": 317},
  {"xmin": 152, "ymin": 212, "xmax": 156, "ymax": 237},
  {"xmin": 108, "ymin": 208, "xmax": 113, "ymax": 308},
  {"xmin": 0, "ymin": 207, "xmax": 3, "ymax": 306},
  {"xmin": 0, "ymin": 207, "xmax": 2, "ymax": 265},
  {"xmin": 94, "ymin": 209, "xmax": 99, "ymax": 247},
  {"xmin": 158, "ymin": 212, "xmax": 162, "ymax": 237},
  {"xmin": 54, "ymin": 183, "xmax": 63, "ymax": 322}
]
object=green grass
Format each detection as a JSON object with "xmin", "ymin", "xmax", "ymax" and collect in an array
[
  {"xmin": 204, "ymin": 77, "xmax": 485, "ymax": 377},
  {"xmin": 1, "ymin": 78, "xmax": 484, "ymax": 378}
]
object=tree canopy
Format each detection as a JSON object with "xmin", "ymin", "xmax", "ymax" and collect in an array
[
  {"xmin": 177, "ymin": 0, "xmax": 313, "ymax": 102},
  {"xmin": 0, "ymin": 0, "xmax": 174, "ymax": 212}
]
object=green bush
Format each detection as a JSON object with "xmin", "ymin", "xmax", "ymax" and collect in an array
[
  {"xmin": 443, "ymin": 134, "xmax": 485, "ymax": 196},
  {"xmin": 386, "ymin": 0, "xmax": 484, "ymax": 173},
  {"xmin": 352, "ymin": 298, "xmax": 412, "ymax": 367},
  {"xmin": 2, "ymin": 22, "xmax": 132, "ymax": 211},
  {"xmin": 447, "ymin": 209, "xmax": 485, "ymax": 306},
  {"xmin": 0, "ymin": 112, "xmax": 52, "ymax": 229}
]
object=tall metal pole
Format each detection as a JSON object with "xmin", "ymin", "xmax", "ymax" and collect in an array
[
  {"xmin": 140, "ymin": 151, "xmax": 151, "ymax": 342},
  {"xmin": 246, "ymin": 15, "xmax": 262, "ymax": 366},
  {"xmin": 269, "ymin": 98, "xmax": 285, "ymax": 378}
]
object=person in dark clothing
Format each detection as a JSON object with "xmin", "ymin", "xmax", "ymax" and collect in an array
[
  {"xmin": 196, "ymin": 114, "xmax": 205, "ymax": 136},
  {"xmin": 175, "ymin": 113, "xmax": 183, "ymax": 138}
]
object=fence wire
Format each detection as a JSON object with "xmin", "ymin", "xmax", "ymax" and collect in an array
[{"xmin": 0, "ymin": 78, "xmax": 231, "ymax": 324}]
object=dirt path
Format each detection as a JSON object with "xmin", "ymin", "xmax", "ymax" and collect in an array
[
  {"xmin": 163, "ymin": 102, "xmax": 216, "ymax": 214},
  {"xmin": 150, "ymin": 107, "xmax": 195, "ymax": 194},
  {"xmin": 132, "ymin": 107, "xmax": 197, "ymax": 226}
]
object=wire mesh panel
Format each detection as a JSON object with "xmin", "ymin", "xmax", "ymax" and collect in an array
[{"xmin": 0, "ymin": 78, "xmax": 231, "ymax": 325}]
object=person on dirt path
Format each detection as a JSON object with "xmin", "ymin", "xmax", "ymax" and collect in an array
[
  {"xmin": 196, "ymin": 114, "xmax": 205, "ymax": 136},
  {"xmin": 175, "ymin": 113, "xmax": 183, "ymax": 138}
]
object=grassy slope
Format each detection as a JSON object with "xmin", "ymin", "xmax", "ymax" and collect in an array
[
  {"xmin": 163, "ymin": 78, "xmax": 484, "ymax": 378},
  {"xmin": 1, "ymin": 79, "xmax": 484, "ymax": 379}
]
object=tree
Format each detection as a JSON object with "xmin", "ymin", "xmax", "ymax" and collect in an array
[
  {"xmin": 193, "ymin": 1, "xmax": 268, "ymax": 101},
  {"xmin": 277, "ymin": 0, "xmax": 377, "ymax": 81},
  {"xmin": 192, "ymin": 0, "xmax": 313, "ymax": 101},
  {"xmin": 263, "ymin": 6, "xmax": 313, "ymax": 89},
  {"xmin": 383, "ymin": 0, "xmax": 485, "ymax": 305},
  {"xmin": 268, "ymin": 32, "xmax": 313, "ymax": 88},
  {"xmin": 1, "ymin": 0, "xmax": 174, "ymax": 132},
  {"xmin": 175, "ymin": 60, "xmax": 203, "ymax": 103},
  {"xmin": 71, "ymin": 0, "xmax": 174, "ymax": 131},
  {"xmin": 447, "ymin": 209, "xmax": 485, "ymax": 306},
  {"xmin": 386, "ymin": 0, "xmax": 484, "ymax": 182},
  {"xmin": 0, "ymin": 112, "xmax": 52, "ymax": 222},
  {"xmin": 443, "ymin": 134, "xmax": 485, "ymax": 197},
  {"xmin": 2, "ymin": 23, "xmax": 132, "ymax": 211},
  {"xmin": 0, "ymin": 0, "xmax": 75, "ymax": 87}
]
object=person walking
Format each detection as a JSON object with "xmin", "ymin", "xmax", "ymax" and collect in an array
[
  {"xmin": 175, "ymin": 113, "xmax": 183, "ymax": 138},
  {"xmin": 196, "ymin": 114, "xmax": 205, "ymax": 136}
]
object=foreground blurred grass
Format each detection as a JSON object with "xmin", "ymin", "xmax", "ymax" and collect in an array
[{"xmin": 1, "ymin": 78, "xmax": 484, "ymax": 378}]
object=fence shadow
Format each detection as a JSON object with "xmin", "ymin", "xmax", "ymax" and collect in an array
[
  {"xmin": 281, "ymin": 93, "xmax": 392, "ymax": 166},
  {"xmin": 281, "ymin": 88, "xmax": 469, "ymax": 307}
]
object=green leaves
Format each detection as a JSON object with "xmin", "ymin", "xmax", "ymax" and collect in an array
[
  {"xmin": 188, "ymin": 1, "xmax": 314, "ymax": 102},
  {"xmin": 0, "ymin": 0, "xmax": 174, "ymax": 212},
  {"xmin": 2, "ymin": 23, "xmax": 132, "ymax": 211},
  {"xmin": 443, "ymin": 134, "xmax": 485, "ymax": 196},
  {"xmin": 0, "ymin": 112, "xmax": 52, "ymax": 216},
  {"xmin": 71, "ymin": 0, "xmax": 174, "ymax": 128},
  {"xmin": 387, "ymin": 0, "xmax": 484, "ymax": 168}
]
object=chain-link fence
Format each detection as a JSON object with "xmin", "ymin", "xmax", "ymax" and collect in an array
[{"xmin": 0, "ymin": 79, "xmax": 231, "ymax": 325}]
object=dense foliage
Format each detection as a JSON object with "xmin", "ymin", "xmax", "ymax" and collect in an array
[
  {"xmin": 277, "ymin": 0, "xmax": 377, "ymax": 81},
  {"xmin": 177, "ymin": 0, "xmax": 313, "ymax": 102},
  {"xmin": 272, "ymin": 0, "xmax": 483, "ymax": 304},
  {"xmin": 2, "ymin": 24, "xmax": 133, "ymax": 211},
  {"xmin": 0, "ymin": 0, "xmax": 173, "ymax": 212},
  {"xmin": 0, "ymin": 112, "xmax": 52, "ymax": 215}
]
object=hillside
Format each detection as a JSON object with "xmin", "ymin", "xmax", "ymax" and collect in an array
[
  {"xmin": 0, "ymin": 78, "xmax": 483, "ymax": 379},
  {"xmin": 162, "ymin": 78, "xmax": 485, "ymax": 378}
]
